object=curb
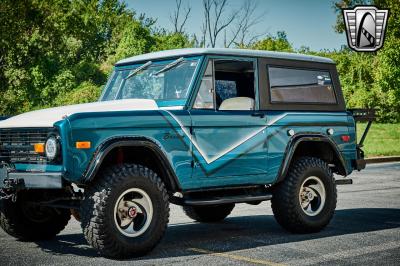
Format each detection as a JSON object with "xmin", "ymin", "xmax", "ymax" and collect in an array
[{"xmin": 365, "ymin": 156, "xmax": 400, "ymax": 164}]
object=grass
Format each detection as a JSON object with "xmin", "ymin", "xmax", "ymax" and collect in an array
[{"xmin": 357, "ymin": 123, "xmax": 400, "ymax": 157}]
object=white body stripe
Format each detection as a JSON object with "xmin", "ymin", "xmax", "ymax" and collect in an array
[{"xmin": 162, "ymin": 110, "xmax": 288, "ymax": 164}]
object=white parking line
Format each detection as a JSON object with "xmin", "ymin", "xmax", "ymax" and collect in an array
[
  {"xmin": 285, "ymin": 240, "xmax": 400, "ymax": 265},
  {"xmin": 189, "ymin": 247, "xmax": 286, "ymax": 266}
]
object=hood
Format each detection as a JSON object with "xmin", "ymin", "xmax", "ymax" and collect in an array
[{"xmin": 0, "ymin": 99, "xmax": 161, "ymax": 128}]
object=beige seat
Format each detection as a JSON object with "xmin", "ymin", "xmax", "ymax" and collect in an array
[{"xmin": 219, "ymin": 97, "xmax": 255, "ymax": 111}]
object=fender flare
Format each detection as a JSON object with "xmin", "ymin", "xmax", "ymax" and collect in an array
[
  {"xmin": 276, "ymin": 133, "xmax": 348, "ymax": 183},
  {"xmin": 82, "ymin": 136, "xmax": 181, "ymax": 191}
]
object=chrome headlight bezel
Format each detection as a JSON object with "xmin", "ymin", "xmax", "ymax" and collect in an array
[{"xmin": 45, "ymin": 136, "xmax": 60, "ymax": 161}]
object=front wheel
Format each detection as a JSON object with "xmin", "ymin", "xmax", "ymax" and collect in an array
[
  {"xmin": 81, "ymin": 164, "xmax": 170, "ymax": 259},
  {"xmin": 271, "ymin": 156, "xmax": 337, "ymax": 233},
  {"xmin": 0, "ymin": 192, "xmax": 71, "ymax": 240}
]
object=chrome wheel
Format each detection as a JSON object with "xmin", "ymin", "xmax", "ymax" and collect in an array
[
  {"xmin": 114, "ymin": 188, "xmax": 153, "ymax": 237},
  {"xmin": 299, "ymin": 176, "xmax": 326, "ymax": 216}
]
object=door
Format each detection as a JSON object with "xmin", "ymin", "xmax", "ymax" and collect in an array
[{"xmin": 189, "ymin": 58, "xmax": 269, "ymax": 185}]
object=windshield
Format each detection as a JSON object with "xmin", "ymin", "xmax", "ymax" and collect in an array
[{"xmin": 101, "ymin": 57, "xmax": 200, "ymax": 102}]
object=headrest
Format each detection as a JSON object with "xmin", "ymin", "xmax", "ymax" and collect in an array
[{"xmin": 219, "ymin": 97, "xmax": 255, "ymax": 110}]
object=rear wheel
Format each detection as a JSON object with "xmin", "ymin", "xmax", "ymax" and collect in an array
[
  {"xmin": 0, "ymin": 192, "xmax": 71, "ymax": 240},
  {"xmin": 271, "ymin": 156, "xmax": 337, "ymax": 233},
  {"xmin": 183, "ymin": 204, "xmax": 235, "ymax": 223}
]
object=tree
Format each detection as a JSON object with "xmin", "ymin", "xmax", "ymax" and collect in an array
[
  {"xmin": 225, "ymin": 0, "xmax": 266, "ymax": 47},
  {"xmin": 0, "ymin": 0, "xmax": 193, "ymax": 115},
  {"xmin": 169, "ymin": 0, "xmax": 191, "ymax": 34},
  {"xmin": 332, "ymin": 0, "xmax": 368, "ymax": 34},
  {"xmin": 333, "ymin": 0, "xmax": 400, "ymax": 39},
  {"xmin": 152, "ymin": 31, "xmax": 195, "ymax": 51},
  {"xmin": 200, "ymin": 0, "xmax": 265, "ymax": 48},
  {"xmin": 249, "ymin": 31, "xmax": 293, "ymax": 52},
  {"xmin": 372, "ymin": 36, "xmax": 400, "ymax": 122},
  {"xmin": 202, "ymin": 0, "xmax": 238, "ymax": 47},
  {"xmin": 331, "ymin": 0, "xmax": 400, "ymax": 122}
]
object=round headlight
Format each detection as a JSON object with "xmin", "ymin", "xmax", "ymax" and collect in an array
[{"xmin": 45, "ymin": 136, "xmax": 58, "ymax": 161}]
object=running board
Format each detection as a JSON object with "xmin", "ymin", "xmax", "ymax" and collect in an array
[
  {"xmin": 182, "ymin": 194, "xmax": 273, "ymax": 206},
  {"xmin": 335, "ymin": 179, "xmax": 353, "ymax": 185}
]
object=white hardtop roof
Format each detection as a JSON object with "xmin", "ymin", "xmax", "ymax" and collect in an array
[{"xmin": 116, "ymin": 48, "xmax": 334, "ymax": 65}]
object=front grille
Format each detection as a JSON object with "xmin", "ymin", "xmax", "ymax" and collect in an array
[{"xmin": 0, "ymin": 128, "xmax": 51, "ymax": 164}]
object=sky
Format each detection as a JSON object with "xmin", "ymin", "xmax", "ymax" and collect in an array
[{"xmin": 125, "ymin": 0, "xmax": 348, "ymax": 51}]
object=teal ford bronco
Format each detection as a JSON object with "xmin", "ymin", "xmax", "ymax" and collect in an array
[{"xmin": 0, "ymin": 48, "xmax": 373, "ymax": 258}]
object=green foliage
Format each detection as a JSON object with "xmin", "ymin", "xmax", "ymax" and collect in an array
[
  {"xmin": 372, "ymin": 37, "xmax": 400, "ymax": 122},
  {"xmin": 0, "ymin": 0, "xmax": 129, "ymax": 114},
  {"xmin": 113, "ymin": 20, "xmax": 154, "ymax": 61},
  {"xmin": 55, "ymin": 81, "xmax": 102, "ymax": 106},
  {"xmin": 334, "ymin": 0, "xmax": 400, "ymax": 39},
  {"xmin": 152, "ymin": 32, "xmax": 195, "ymax": 52},
  {"xmin": 329, "ymin": 0, "xmax": 400, "ymax": 122},
  {"xmin": 247, "ymin": 31, "xmax": 293, "ymax": 52},
  {"xmin": 0, "ymin": 0, "xmax": 192, "ymax": 115}
]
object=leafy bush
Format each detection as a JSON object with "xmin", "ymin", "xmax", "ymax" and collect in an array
[{"xmin": 55, "ymin": 81, "xmax": 102, "ymax": 106}]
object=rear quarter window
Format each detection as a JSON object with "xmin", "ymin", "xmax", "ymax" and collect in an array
[{"xmin": 268, "ymin": 67, "xmax": 337, "ymax": 104}]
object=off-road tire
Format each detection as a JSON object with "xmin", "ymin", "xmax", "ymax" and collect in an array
[
  {"xmin": 271, "ymin": 156, "xmax": 337, "ymax": 233},
  {"xmin": 81, "ymin": 164, "xmax": 170, "ymax": 259},
  {"xmin": 183, "ymin": 203, "xmax": 235, "ymax": 222},
  {"xmin": 0, "ymin": 195, "xmax": 71, "ymax": 240}
]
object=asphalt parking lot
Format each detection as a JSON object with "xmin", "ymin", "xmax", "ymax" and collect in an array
[{"xmin": 0, "ymin": 162, "xmax": 399, "ymax": 265}]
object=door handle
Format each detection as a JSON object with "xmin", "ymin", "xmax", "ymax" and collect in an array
[{"xmin": 251, "ymin": 112, "xmax": 265, "ymax": 118}]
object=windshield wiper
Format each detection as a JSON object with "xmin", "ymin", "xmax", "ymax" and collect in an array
[
  {"xmin": 153, "ymin": 57, "xmax": 184, "ymax": 76},
  {"xmin": 125, "ymin": 61, "xmax": 152, "ymax": 80},
  {"xmin": 114, "ymin": 61, "xmax": 152, "ymax": 100}
]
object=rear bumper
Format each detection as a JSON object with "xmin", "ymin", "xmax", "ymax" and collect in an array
[
  {"xmin": 353, "ymin": 159, "xmax": 366, "ymax": 171},
  {"xmin": 0, "ymin": 168, "xmax": 63, "ymax": 190},
  {"xmin": 353, "ymin": 146, "xmax": 366, "ymax": 171}
]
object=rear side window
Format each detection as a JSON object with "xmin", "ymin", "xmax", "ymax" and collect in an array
[{"xmin": 268, "ymin": 67, "xmax": 337, "ymax": 104}]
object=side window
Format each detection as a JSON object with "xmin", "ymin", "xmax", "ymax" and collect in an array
[
  {"xmin": 193, "ymin": 59, "xmax": 256, "ymax": 111},
  {"xmin": 214, "ymin": 60, "xmax": 255, "ymax": 110},
  {"xmin": 193, "ymin": 60, "xmax": 214, "ymax": 109},
  {"xmin": 268, "ymin": 67, "xmax": 336, "ymax": 104}
]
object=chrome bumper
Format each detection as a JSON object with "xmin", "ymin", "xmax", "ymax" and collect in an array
[{"xmin": 0, "ymin": 168, "xmax": 63, "ymax": 189}]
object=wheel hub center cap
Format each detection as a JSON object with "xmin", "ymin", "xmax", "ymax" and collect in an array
[
  {"xmin": 128, "ymin": 207, "xmax": 138, "ymax": 218},
  {"xmin": 308, "ymin": 192, "xmax": 314, "ymax": 200}
]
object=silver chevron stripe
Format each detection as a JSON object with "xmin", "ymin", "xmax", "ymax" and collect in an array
[{"xmin": 161, "ymin": 110, "xmax": 288, "ymax": 164}]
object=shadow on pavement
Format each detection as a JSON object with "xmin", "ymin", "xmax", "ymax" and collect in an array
[{"xmin": 34, "ymin": 208, "xmax": 400, "ymax": 260}]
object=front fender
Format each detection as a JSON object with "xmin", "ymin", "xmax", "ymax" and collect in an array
[
  {"xmin": 81, "ymin": 136, "xmax": 181, "ymax": 191},
  {"xmin": 62, "ymin": 109, "xmax": 192, "ymax": 187}
]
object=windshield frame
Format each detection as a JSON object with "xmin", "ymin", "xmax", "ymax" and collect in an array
[{"xmin": 99, "ymin": 55, "xmax": 203, "ymax": 107}]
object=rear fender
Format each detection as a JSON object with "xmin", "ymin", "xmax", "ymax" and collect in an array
[{"xmin": 276, "ymin": 133, "xmax": 348, "ymax": 183}]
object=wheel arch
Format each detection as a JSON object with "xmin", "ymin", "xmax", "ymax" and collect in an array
[
  {"xmin": 82, "ymin": 136, "xmax": 181, "ymax": 193},
  {"xmin": 276, "ymin": 133, "xmax": 348, "ymax": 183}
]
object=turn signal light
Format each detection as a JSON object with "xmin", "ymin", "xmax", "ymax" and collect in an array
[
  {"xmin": 341, "ymin": 135, "xmax": 351, "ymax": 142},
  {"xmin": 33, "ymin": 143, "xmax": 45, "ymax": 153},
  {"xmin": 76, "ymin": 141, "xmax": 91, "ymax": 149}
]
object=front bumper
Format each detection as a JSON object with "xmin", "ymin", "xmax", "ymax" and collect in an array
[{"xmin": 0, "ymin": 167, "xmax": 63, "ymax": 190}]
